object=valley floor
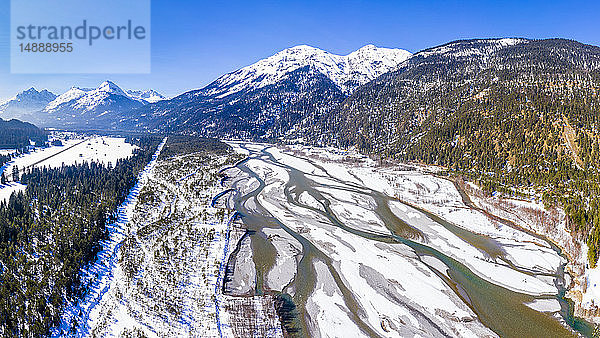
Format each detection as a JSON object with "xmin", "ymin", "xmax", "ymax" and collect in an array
[
  {"xmin": 51, "ymin": 140, "xmax": 282, "ymax": 337},
  {"xmin": 41, "ymin": 138, "xmax": 595, "ymax": 337},
  {"xmin": 220, "ymin": 141, "xmax": 592, "ymax": 337},
  {"xmin": 0, "ymin": 133, "xmax": 136, "ymax": 202}
]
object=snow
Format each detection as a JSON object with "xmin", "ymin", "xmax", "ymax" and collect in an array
[
  {"xmin": 3, "ymin": 136, "xmax": 136, "ymax": 175},
  {"xmin": 65, "ymin": 81, "xmax": 126, "ymax": 112},
  {"xmin": 264, "ymin": 228, "xmax": 302, "ymax": 291},
  {"xmin": 44, "ymin": 87, "xmax": 90, "ymax": 112},
  {"xmin": 208, "ymin": 44, "xmax": 412, "ymax": 97},
  {"xmin": 227, "ymin": 234, "xmax": 257, "ymax": 295},
  {"xmin": 459, "ymin": 182, "xmax": 597, "ymax": 319},
  {"xmin": 525, "ymin": 299, "xmax": 562, "ymax": 313},
  {"xmin": 582, "ymin": 265, "xmax": 600, "ymax": 309},
  {"xmin": 51, "ymin": 137, "xmax": 168, "ymax": 337},
  {"xmin": 228, "ymin": 142, "xmax": 498, "ymax": 336},
  {"xmin": 0, "ymin": 95, "xmax": 16, "ymax": 106},
  {"xmin": 44, "ymin": 81, "xmax": 165, "ymax": 113},
  {"xmin": 50, "ymin": 142, "xmax": 277, "ymax": 337},
  {"xmin": 0, "ymin": 149, "xmax": 15, "ymax": 156},
  {"xmin": 298, "ymin": 191, "xmax": 323, "ymax": 211},
  {"xmin": 126, "ymin": 89, "xmax": 167, "ymax": 103},
  {"xmin": 306, "ymin": 259, "xmax": 367, "ymax": 338},
  {"xmin": 419, "ymin": 38, "xmax": 528, "ymax": 59},
  {"xmin": 387, "ymin": 200, "xmax": 558, "ymax": 296},
  {"xmin": 228, "ymin": 141, "xmax": 577, "ymax": 336},
  {"xmin": 267, "ymin": 147, "xmax": 326, "ymax": 175},
  {"xmin": 321, "ymin": 187, "xmax": 390, "ymax": 236},
  {"xmin": 0, "ymin": 182, "xmax": 25, "ymax": 203}
]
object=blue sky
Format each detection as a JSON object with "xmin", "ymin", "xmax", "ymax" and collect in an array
[{"xmin": 0, "ymin": 0, "xmax": 598, "ymax": 101}]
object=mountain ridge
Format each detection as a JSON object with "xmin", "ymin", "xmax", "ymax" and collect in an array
[
  {"xmin": 0, "ymin": 88, "xmax": 57, "ymax": 121},
  {"xmin": 203, "ymin": 44, "xmax": 412, "ymax": 98},
  {"xmin": 117, "ymin": 44, "xmax": 413, "ymax": 135},
  {"xmin": 1, "ymin": 81, "xmax": 166, "ymax": 129}
]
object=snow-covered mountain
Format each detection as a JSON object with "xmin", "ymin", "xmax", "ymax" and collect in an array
[
  {"xmin": 417, "ymin": 38, "xmax": 527, "ymax": 59},
  {"xmin": 35, "ymin": 81, "xmax": 165, "ymax": 128},
  {"xmin": 126, "ymin": 89, "xmax": 166, "ymax": 103},
  {"xmin": 4, "ymin": 45, "xmax": 409, "ymax": 132},
  {"xmin": 205, "ymin": 44, "xmax": 412, "ymax": 97},
  {"xmin": 125, "ymin": 44, "xmax": 413, "ymax": 136},
  {"xmin": 44, "ymin": 81, "xmax": 164, "ymax": 114},
  {"xmin": 0, "ymin": 88, "xmax": 56, "ymax": 120}
]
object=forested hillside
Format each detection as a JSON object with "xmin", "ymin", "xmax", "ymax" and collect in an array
[
  {"xmin": 304, "ymin": 38, "xmax": 600, "ymax": 266},
  {"xmin": 0, "ymin": 136, "xmax": 161, "ymax": 337},
  {"xmin": 127, "ymin": 66, "xmax": 346, "ymax": 138},
  {"xmin": 0, "ymin": 119, "xmax": 47, "ymax": 149}
]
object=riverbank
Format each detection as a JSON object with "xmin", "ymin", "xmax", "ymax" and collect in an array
[
  {"xmin": 276, "ymin": 142, "xmax": 596, "ymax": 335},
  {"xmin": 455, "ymin": 178, "xmax": 599, "ymax": 325},
  {"xmin": 221, "ymin": 141, "xmax": 590, "ymax": 337}
]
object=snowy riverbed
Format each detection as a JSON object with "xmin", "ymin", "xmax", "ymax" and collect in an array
[{"xmin": 222, "ymin": 141, "xmax": 582, "ymax": 337}]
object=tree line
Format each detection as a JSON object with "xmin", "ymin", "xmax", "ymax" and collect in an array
[{"xmin": 0, "ymin": 136, "xmax": 161, "ymax": 337}]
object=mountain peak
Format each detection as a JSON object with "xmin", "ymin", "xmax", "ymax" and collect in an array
[
  {"xmin": 13, "ymin": 87, "xmax": 56, "ymax": 102},
  {"xmin": 44, "ymin": 81, "xmax": 165, "ymax": 116},
  {"xmin": 286, "ymin": 44, "xmax": 321, "ymax": 51},
  {"xmin": 356, "ymin": 44, "xmax": 377, "ymax": 51},
  {"xmin": 96, "ymin": 80, "xmax": 127, "ymax": 96},
  {"xmin": 0, "ymin": 87, "xmax": 57, "ymax": 119},
  {"xmin": 23, "ymin": 87, "xmax": 39, "ymax": 94},
  {"xmin": 206, "ymin": 44, "xmax": 412, "ymax": 97}
]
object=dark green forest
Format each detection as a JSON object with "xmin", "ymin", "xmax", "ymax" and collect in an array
[
  {"xmin": 158, "ymin": 135, "xmax": 231, "ymax": 159},
  {"xmin": 0, "ymin": 136, "xmax": 161, "ymax": 337}
]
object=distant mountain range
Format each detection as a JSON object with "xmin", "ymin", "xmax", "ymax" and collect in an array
[
  {"xmin": 0, "ymin": 81, "xmax": 166, "ymax": 129},
  {"xmin": 0, "ymin": 88, "xmax": 57, "ymax": 121},
  {"xmin": 121, "ymin": 44, "xmax": 412, "ymax": 136},
  {"xmin": 203, "ymin": 44, "xmax": 412, "ymax": 97}
]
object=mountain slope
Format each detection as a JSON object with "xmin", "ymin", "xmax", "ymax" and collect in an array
[
  {"xmin": 0, "ymin": 88, "xmax": 56, "ymax": 121},
  {"xmin": 306, "ymin": 38, "xmax": 600, "ymax": 266},
  {"xmin": 317, "ymin": 38, "xmax": 600, "ymax": 152},
  {"xmin": 205, "ymin": 44, "xmax": 412, "ymax": 97},
  {"xmin": 130, "ymin": 66, "xmax": 346, "ymax": 137},
  {"xmin": 126, "ymin": 45, "xmax": 412, "ymax": 137}
]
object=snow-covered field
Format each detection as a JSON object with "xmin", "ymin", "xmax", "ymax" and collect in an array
[
  {"xmin": 582, "ymin": 265, "xmax": 600, "ymax": 307},
  {"xmin": 3, "ymin": 136, "xmax": 136, "ymax": 177},
  {"xmin": 222, "ymin": 141, "xmax": 582, "ymax": 337},
  {"xmin": 0, "ymin": 134, "xmax": 137, "ymax": 209}
]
